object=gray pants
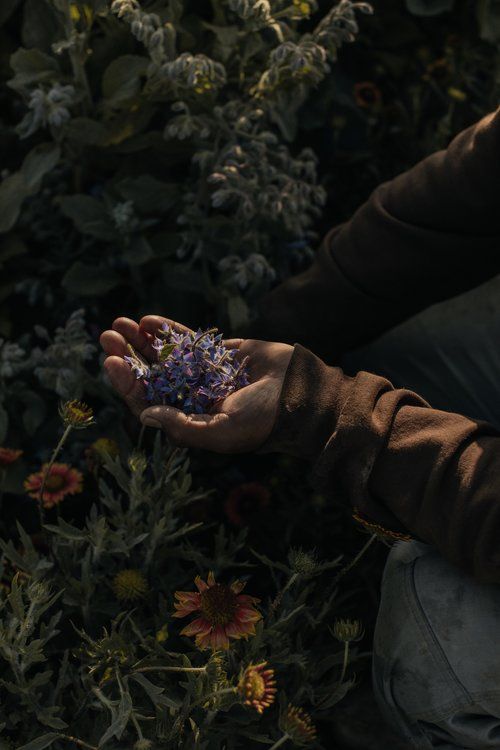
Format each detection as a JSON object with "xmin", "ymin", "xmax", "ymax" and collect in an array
[{"xmin": 342, "ymin": 275, "xmax": 500, "ymax": 748}]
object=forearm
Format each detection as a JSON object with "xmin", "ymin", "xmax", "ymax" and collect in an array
[
  {"xmin": 259, "ymin": 344, "xmax": 500, "ymax": 583},
  {"xmin": 250, "ymin": 108, "xmax": 500, "ymax": 361}
]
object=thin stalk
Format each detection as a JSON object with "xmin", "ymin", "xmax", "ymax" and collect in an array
[
  {"xmin": 269, "ymin": 733, "xmax": 291, "ymax": 750},
  {"xmin": 331, "ymin": 534, "xmax": 377, "ymax": 587},
  {"xmin": 271, "ymin": 572, "xmax": 298, "ymax": 611},
  {"xmin": 56, "ymin": 734, "xmax": 98, "ymax": 750},
  {"xmin": 131, "ymin": 711, "xmax": 143, "ymax": 741},
  {"xmin": 339, "ymin": 641, "xmax": 350, "ymax": 685},
  {"xmin": 59, "ymin": 0, "xmax": 93, "ymax": 111},
  {"xmin": 38, "ymin": 424, "xmax": 72, "ymax": 530}
]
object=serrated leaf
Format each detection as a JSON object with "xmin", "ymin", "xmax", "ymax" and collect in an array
[
  {"xmin": 44, "ymin": 518, "xmax": 86, "ymax": 541},
  {"xmin": 131, "ymin": 673, "xmax": 181, "ymax": 709},
  {"xmin": 15, "ymin": 733, "xmax": 59, "ymax": 750},
  {"xmin": 99, "ymin": 691, "xmax": 132, "ymax": 745}
]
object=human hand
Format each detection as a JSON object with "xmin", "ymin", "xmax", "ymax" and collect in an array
[{"xmin": 100, "ymin": 315, "xmax": 294, "ymax": 453}]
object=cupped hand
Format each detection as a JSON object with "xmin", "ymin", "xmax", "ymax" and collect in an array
[{"xmin": 100, "ymin": 315, "xmax": 294, "ymax": 453}]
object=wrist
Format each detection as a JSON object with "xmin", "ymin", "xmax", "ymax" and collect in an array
[{"xmin": 256, "ymin": 343, "xmax": 352, "ymax": 460}]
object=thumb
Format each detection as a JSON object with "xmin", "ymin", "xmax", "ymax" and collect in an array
[{"xmin": 140, "ymin": 405, "xmax": 230, "ymax": 450}]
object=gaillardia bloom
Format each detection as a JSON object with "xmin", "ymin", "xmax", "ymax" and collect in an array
[
  {"xmin": 59, "ymin": 399, "xmax": 94, "ymax": 429},
  {"xmin": 280, "ymin": 705, "xmax": 317, "ymax": 746},
  {"xmin": 173, "ymin": 572, "xmax": 261, "ymax": 650},
  {"xmin": 112, "ymin": 569, "xmax": 148, "ymax": 602},
  {"xmin": 24, "ymin": 462, "xmax": 83, "ymax": 508},
  {"xmin": 224, "ymin": 481, "xmax": 271, "ymax": 527},
  {"xmin": 0, "ymin": 448, "xmax": 23, "ymax": 468},
  {"xmin": 238, "ymin": 662, "xmax": 277, "ymax": 713}
]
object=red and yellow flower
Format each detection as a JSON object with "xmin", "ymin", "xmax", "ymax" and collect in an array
[
  {"xmin": 24, "ymin": 462, "xmax": 83, "ymax": 508},
  {"xmin": 238, "ymin": 662, "xmax": 277, "ymax": 713},
  {"xmin": 173, "ymin": 571, "xmax": 261, "ymax": 651},
  {"xmin": 224, "ymin": 481, "xmax": 271, "ymax": 527},
  {"xmin": 0, "ymin": 448, "xmax": 23, "ymax": 468},
  {"xmin": 280, "ymin": 705, "xmax": 317, "ymax": 745}
]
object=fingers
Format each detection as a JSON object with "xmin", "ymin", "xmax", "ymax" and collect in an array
[
  {"xmin": 100, "ymin": 329, "xmax": 129, "ymax": 357},
  {"xmin": 103, "ymin": 356, "xmax": 146, "ymax": 417},
  {"xmin": 140, "ymin": 405, "xmax": 232, "ymax": 451},
  {"xmin": 139, "ymin": 315, "xmax": 194, "ymax": 339},
  {"xmin": 112, "ymin": 317, "xmax": 155, "ymax": 359}
]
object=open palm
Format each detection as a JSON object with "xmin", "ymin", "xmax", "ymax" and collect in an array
[{"xmin": 100, "ymin": 315, "xmax": 293, "ymax": 453}]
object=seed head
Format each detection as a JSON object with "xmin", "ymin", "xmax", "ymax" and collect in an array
[
  {"xmin": 280, "ymin": 705, "xmax": 317, "ymax": 745},
  {"xmin": 238, "ymin": 662, "xmax": 277, "ymax": 713},
  {"xmin": 112, "ymin": 569, "xmax": 148, "ymax": 602},
  {"xmin": 332, "ymin": 618, "xmax": 364, "ymax": 643}
]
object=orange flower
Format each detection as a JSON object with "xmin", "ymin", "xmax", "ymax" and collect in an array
[
  {"xmin": 238, "ymin": 662, "xmax": 277, "ymax": 713},
  {"xmin": 280, "ymin": 705, "xmax": 317, "ymax": 745},
  {"xmin": 24, "ymin": 462, "xmax": 83, "ymax": 509},
  {"xmin": 173, "ymin": 571, "xmax": 261, "ymax": 651},
  {"xmin": 0, "ymin": 448, "xmax": 23, "ymax": 468}
]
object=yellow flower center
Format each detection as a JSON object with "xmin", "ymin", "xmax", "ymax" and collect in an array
[
  {"xmin": 45, "ymin": 474, "xmax": 66, "ymax": 491},
  {"xmin": 200, "ymin": 583, "xmax": 238, "ymax": 626},
  {"xmin": 245, "ymin": 670, "xmax": 266, "ymax": 701}
]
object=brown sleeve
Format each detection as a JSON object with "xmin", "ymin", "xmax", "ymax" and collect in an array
[
  {"xmin": 258, "ymin": 343, "xmax": 500, "ymax": 584},
  {"xmin": 248, "ymin": 108, "xmax": 500, "ymax": 362}
]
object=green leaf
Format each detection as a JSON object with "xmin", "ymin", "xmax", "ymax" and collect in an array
[
  {"xmin": 477, "ymin": 0, "xmax": 500, "ymax": 43},
  {"xmin": 58, "ymin": 195, "xmax": 117, "ymax": 240},
  {"xmin": 123, "ymin": 235, "xmax": 153, "ymax": 266},
  {"xmin": 44, "ymin": 518, "xmax": 86, "ymax": 541},
  {"xmin": 15, "ymin": 733, "xmax": 59, "ymax": 750},
  {"xmin": 0, "ymin": 143, "xmax": 60, "ymax": 233},
  {"xmin": 227, "ymin": 295, "xmax": 250, "ymax": 333},
  {"xmin": 18, "ymin": 388, "xmax": 47, "ymax": 435},
  {"xmin": 115, "ymin": 175, "xmax": 178, "ymax": 214},
  {"xmin": 99, "ymin": 691, "xmax": 132, "ymax": 745},
  {"xmin": 8, "ymin": 47, "xmax": 59, "ymax": 90},
  {"xmin": 102, "ymin": 55, "xmax": 148, "ymax": 104},
  {"xmin": 62, "ymin": 261, "xmax": 120, "ymax": 296},
  {"xmin": 63, "ymin": 117, "xmax": 109, "ymax": 146},
  {"xmin": 131, "ymin": 673, "xmax": 181, "ymax": 709},
  {"xmin": 22, "ymin": 0, "xmax": 62, "ymax": 52}
]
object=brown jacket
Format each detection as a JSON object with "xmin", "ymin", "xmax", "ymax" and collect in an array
[{"xmin": 252, "ymin": 107, "xmax": 500, "ymax": 583}]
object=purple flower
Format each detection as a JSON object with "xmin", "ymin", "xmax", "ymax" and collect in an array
[{"xmin": 124, "ymin": 325, "xmax": 250, "ymax": 414}]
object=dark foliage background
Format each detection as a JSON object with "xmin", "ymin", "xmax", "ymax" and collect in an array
[{"xmin": 0, "ymin": 1, "xmax": 498, "ymax": 748}]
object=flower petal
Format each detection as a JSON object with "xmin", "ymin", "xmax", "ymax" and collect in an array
[{"xmin": 180, "ymin": 617, "xmax": 212, "ymax": 637}]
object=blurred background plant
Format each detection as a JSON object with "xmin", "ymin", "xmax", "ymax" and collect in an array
[{"xmin": 0, "ymin": 0, "xmax": 499, "ymax": 747}]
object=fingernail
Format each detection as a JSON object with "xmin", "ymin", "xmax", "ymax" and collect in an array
[{"xmin": 142, "ymin": 417, "xmax": 162, "ymax": 429}]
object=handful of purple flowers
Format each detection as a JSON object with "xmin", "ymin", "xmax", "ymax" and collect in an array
[{"xmin": 124, "ymin": 323, "xmax": 250, "ymax": 414}]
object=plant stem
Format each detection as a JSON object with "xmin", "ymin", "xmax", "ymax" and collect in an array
[
  {"xmin": 60, "ymin": 0, "xmax": 93, "ymax": 111},
  {"xmin": 38, "ymin": 424, "xmax": 73, "ymax": 531},
  {"xmin": 331, "ymin": 534, "xmax": 377, "ymax": 586},
  {"xmin": 133, "ymin": 665, "xmax": 207, "ymax": 675},
  {"xmin": 269, "ymin": 733, "xmax": 291, "ymax": 750},
  {"xmin": 56, "ymin": 734, "xmax": 98, "ymax": 750},
  {"xmin": 192, "ymin": 686, "xmax": 237, "ymax": 709},
  {"xmin": 271, "ymin": 572, "xmax": 298, "ymax": 611},
  {"xmin": 339, "ymin": 641, "xmax": 350, "ymax": 685}
]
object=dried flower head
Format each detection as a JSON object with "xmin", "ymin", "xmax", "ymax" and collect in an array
[
  {"xmin": 124, "ymin": 324, "xmax": 250, "ymax": 415},
  {"xmin": 0, "ymin": 448, "xmax": 23, "ymax": 468},
  {"xmin": 288, "ymin": 547, "xmax": 319, "ymax": 577},
  {"xmin": 332, "ymin": 618, "xmax": 364, "ymax": 643},
  {"xmin": 238, "ymin": 662, "xmax": 277, "ymax": 713},
  {"xmin": 173, "ymin": 571, "xmax": 261, "ymax": 650},
  {"xmin": 280, "ymin": 705, "xmax": 317, "ymax": 745},
  {"xmin": 133, "ymin": 741, "xmax": 153, "ymax": 750},
  {"xmin": 59, "ymin": 399, "xmax": 94, "ymax": 429},
  {"xmin": 112, "ymin": 569, "xmax": 148, "ymax": 602},
  {"xmin": 24, "ymin": 463, "xmax": 83, "ymax": 508}
]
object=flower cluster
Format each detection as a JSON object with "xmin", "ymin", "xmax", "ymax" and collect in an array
[
  {"xmin": 124, "ymin": 324, "xmax": 250, "ymax": 414},
  {"xmin": 17, "ymin": 83, "xmax": 76, "ymax": 139}
]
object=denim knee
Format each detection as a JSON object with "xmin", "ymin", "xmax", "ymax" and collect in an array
[{"xmin": 372, "ymin": 540, "xmax": 500, "ymax": 749}]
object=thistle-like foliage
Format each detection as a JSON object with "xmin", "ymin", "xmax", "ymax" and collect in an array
[{"xmin": 125, "ymin": 324, "xmax": 250, "ymax": 414}]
